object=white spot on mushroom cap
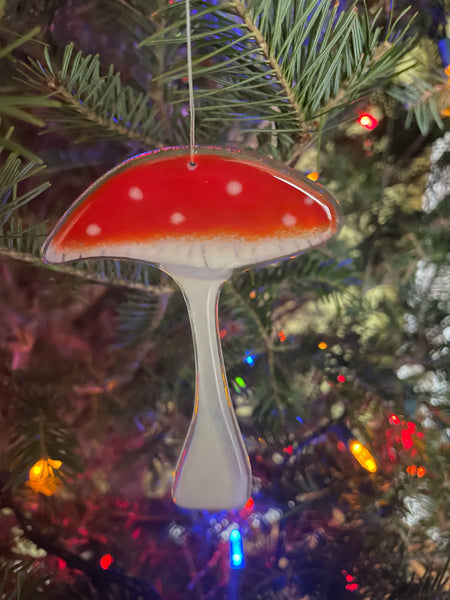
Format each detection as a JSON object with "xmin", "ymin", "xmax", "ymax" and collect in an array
[
  {"xmin": 282, "ymin": 213, "xmax": 297, "ymax": 227},
  {"xmin": 304, "ymin": 196, "xmax": 313, "ymax": 205},
  {"xmin": 86, "ymin": 223, "xmax": 102, "ymax": 236},
  {"xmin": 129, "ymin": 186, "xmax": 144, "ymax": 201},
  {"xmin": 170, "ymin": 212, "xmax": 186, "ymax": 225},
  {"xmin": 226, "ymin": 180, "xmax": 243, "ymax": 196}
]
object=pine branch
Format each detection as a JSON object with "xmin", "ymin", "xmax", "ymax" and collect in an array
[
  {"xmin": 21, "ymin": 43, "xmax": 163, "ymax": 148},
  {"xmin": 1, "ymin": 387, "xmax": 82, "ymax": 491},
  {"xmin": 389, "ymin": 76, "xmax": 448, "ymax": 134},
  {"xmin": 116, "ymin": 289, "xmax": 171, "ymax": 348},
  {"xmin": 0, "ymin": 25, "xmax": 60, "ymax": 161},
  {"xmin": 184, "ymin": 0, "xmax": 416, "ymax": 155},
  {"xmin": 0, "ymin": 560, "xmax": 50, "ymax": 600},
  {"xmin": 227, "ymin": 280, "xmax": 287, "ymax": 424},
  {"xmin": 0, "ymin": 245, "xmax": 175, "ymax": 294},
  {"xmin": 1, "ymin": 495, "xmax": 163, "ymax": 600},
  {"xmin": 227, "ymin": 0, "xmax": 306, "ymax": 136},
  {"xmin": 0, "ymin": 24, "xmax": 40, "ymax": 59},
  {"xmin": 0, "ymin": 153, "xmax": 49, "ymax": 225}
]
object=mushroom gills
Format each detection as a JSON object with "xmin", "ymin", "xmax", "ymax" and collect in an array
[
  {"xmin": 46, "ymin": 229, "xmax": 333, "ymax": 271},
  {"xmin": 165, "ymin": 265, "xmax": 251, "ymax": 510}
]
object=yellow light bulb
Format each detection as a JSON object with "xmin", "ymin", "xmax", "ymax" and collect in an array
[{"xmin": 349, "ymin": 439, "xmax": 377, "ymax": 473}]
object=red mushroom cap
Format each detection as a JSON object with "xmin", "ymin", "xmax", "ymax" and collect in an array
[{"xmin": 42, "ymin": 146, "xmax": 340, "ymax": 271}]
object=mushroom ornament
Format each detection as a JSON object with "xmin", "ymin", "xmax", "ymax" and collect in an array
[{"xmin": 42, "ymin": 146, "xmax": 341, "ymax": 510}]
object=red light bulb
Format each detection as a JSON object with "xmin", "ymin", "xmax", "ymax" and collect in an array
[
  {"xmin": 100, "ymin": 554, "xmax": 113, "ymax": 570},
  {"xmin": 244, "ymin": 497, "xmax": 254, "ymax": 511},
  {"xmin": 358, "ymin": 113, "xmax": 378, "ymax": 130},
  {"xmin": 389, "ymin": 414, "xmax": 400, "ymax": 425}
]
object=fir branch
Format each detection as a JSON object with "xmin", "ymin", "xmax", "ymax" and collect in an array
[
  {"xmin": 0, "ymin": 25, "xmax": 59, "ymax": 161},
  {"xmin": 0, "ymin": 246, "xmax": 174, "ymax": 295},
  {"xmin": 0, "ymin": 153, "xmax": 48, "ymax": 224},
  {"xmin": 0, "ymin": 25, "xmax": 41, "ymax": 59},
  {"xmin": 227, "ymin": 281, "xmax": 286, "ymax": 423},
  {"xmin": 0, "ymin": 124, "xmax": 42, "ymax": 163},
  {"xmin": 3, "ymin": 497, "xmax": 163, "ymax": 600},
  {"xmin": 141, "ymin": 0, "xmax": 417, "ymax": 156},
  {"xmin": 116, "ymin": 289, "xmax": 171, "ymax": 348},
  {"xmin": 228, "ymin": 0, "xmax": 306, "ymax": 137},
  {"xmin": 22, "ymin": 44, "xmax": 162, "ymax": 148},
  {"xmin": 1, "ymin": 390, "xmax": 82, "ymax": 491},
  {"xmin": 389, "ymin": 76, "xmax": 448, "ymax": 135}
]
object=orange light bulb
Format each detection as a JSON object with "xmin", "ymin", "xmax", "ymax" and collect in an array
[
  {"xmin": 349, "ymin": 440, "xmax": 377, "ymax": 473},
  {"xmin": 27, "ymin": 458, "xmax": 63, "ymax": 496}
]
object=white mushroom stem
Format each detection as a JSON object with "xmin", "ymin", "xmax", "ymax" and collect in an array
[{"xmin": 166, "ymin": 266, "xmax": 251, "ymax": 510}]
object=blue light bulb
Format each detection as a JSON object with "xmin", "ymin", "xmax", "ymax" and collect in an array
[
  {"xmin": 229, "ymin": 528, "xmax": 244, "ymax": 569},
  {"xmin": 244, "ymin": 352, "xmax": 255, "ymax": 365}
]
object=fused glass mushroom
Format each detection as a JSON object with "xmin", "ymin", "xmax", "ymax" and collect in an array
[{"xmin": 42, "ymin": 146, "xmax": 341, "ymax": 510}]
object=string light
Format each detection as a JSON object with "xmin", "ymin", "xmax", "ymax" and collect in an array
[
  {"xmin": 407, "ymin": 465, "xmax": 426, "ymax": 478},
  {"xmin": 229, "ymin": 529, "xmax": 245, "ymax": 569},
  {"xmin": 401, "ymin": 429, "xmax": 413, "ymax": 449},
  {"xmin": 346, "ymin": 583, "xmax": 359, "ymax": 591},
  {"xmin": 235, "ymin": 377, "xmax": 246, "ymax": 388},
  {"xmin": 27, "ymin": 458, "xmax": 62, "ymax": 496},
  {"xmin": 244, "ymin": 352, "xmax": 255, "ymax": 365},
  {"xmin": 358, "ymin": 113, "xmax": 378, "ymax": 130},
  {"xmin": 244, "ymin": 498, "xmax": 254, "ymax": 511},
  {"xmin": 278, "ymin": 330, "xmax": 286, "ymax": 342},
  {"xmin": 342, "ymin": 570, "xmax": 359, "ymax": 591},
  {"xmin": 318, "ymin": 341, "xmax": 327, "ymax": 349},
  {"xmin": 337, "ymin": 374, "xmax": 346, "ymax": 383},
  {"xmin": 100, "ymin": 554, "xmax": 114, "ymax": 570},
  {"xmin": 349, "ymin": 440, "xmax": 377, "ymax": 473}
]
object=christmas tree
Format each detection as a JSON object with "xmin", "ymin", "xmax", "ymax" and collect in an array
[{"xmin": 0, "ymin": 0, "xmax": 449, "ymax": 598}]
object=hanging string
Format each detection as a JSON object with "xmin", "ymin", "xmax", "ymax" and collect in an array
[{"xmin": 185, "ymin": 0, "xmax": 196, "ymax": 166}]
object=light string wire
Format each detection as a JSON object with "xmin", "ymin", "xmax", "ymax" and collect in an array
[{"xmin": 185, "ymin": 0, "xmax": 196, "ymax": 165}]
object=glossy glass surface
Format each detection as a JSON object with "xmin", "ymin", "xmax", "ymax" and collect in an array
[
  {"xmin": 42, "ymin": 146, "xmax": 340, "ymax": 272},
  {"xmin": 42, "ymin": 146, "xmax": 341, "ymax": 510}
]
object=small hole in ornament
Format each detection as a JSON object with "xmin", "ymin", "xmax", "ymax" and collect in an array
[{"xmin": 187, "ymin": 161, "xmax": 197, "ymax": 171}]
